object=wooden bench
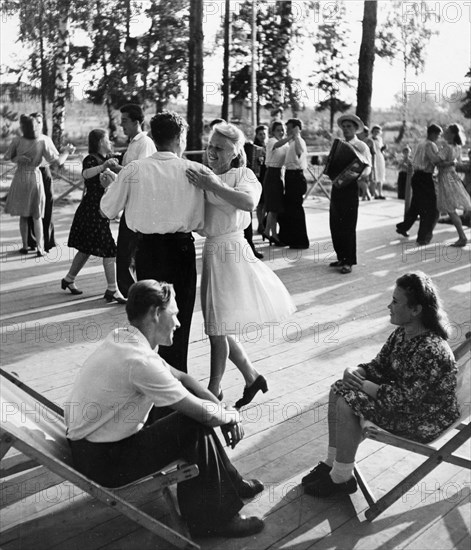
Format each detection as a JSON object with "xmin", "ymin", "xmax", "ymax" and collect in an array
[
  {"xmin": 354, "ymin": 333, "xmax": 471, "ymax": 521},
  {"xmin": 0, "ymin": 370, "xmax": 200, "ymax": 549}
]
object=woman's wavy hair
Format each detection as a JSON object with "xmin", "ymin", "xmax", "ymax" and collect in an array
[
  {"xmin": 126, "ymin": 280, "xmax": 173, "ymax": 322},
  {"xmin": 88, "ymin": 129, "xmax": 108, "ymax": 154},
  {"xmin": 396, "ymin": 271, "xmax": 450, "ymax": 339},
  {"xmin": 211, "ymin": 122, "xmax": 247, "ymax": 168}
]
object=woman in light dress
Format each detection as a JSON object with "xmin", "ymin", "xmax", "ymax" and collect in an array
[
  {"xmin": 371, "ymin": 125, "xmax": 387, "ymax": 199},
  {"xmin": 4, "ymin": 114, "xmax": 73, "ymax": 256},
  {"xmin": 437, "ymin": 124, "xmax": 471, "ymax": 247},
  {"xmin": 186, "ymin": 122, "xmax": 296, "ymax": 408}
]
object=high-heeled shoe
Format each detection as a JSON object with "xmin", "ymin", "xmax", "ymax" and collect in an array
[
  {"xmin": 235, "ymin": 375, "xmax": 268, "ymax": 409},
  {"xmin": 61, "ymin": 278, "xmax": 83, "ymax": 295},
  {"xmin": 262, "ymin": 233, "xmax": 285, "ymax": 247},
  {"xmin": 104, "ymin": 289, "xmax": 127, "ymax": 304}
]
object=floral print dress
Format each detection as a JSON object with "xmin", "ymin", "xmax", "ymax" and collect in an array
[
  {"xmin": 332, "ymin": 328, "xmax": 459, "ymax": 443},
  {"xmin": 68, "ymin": 154, "xmax": 117, "ymax": 257}
]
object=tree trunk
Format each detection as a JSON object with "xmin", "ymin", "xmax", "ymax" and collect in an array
[
  {"xmin": 39, "ymin": 1, "xmax": 48, "ymax": 135},
  {"xmin": 52, "ymin": 0, "xmax": 70, "ymax": 149},
  {"xmin": 187, "ymin": 0, "xmax": 204, "ymax": 155},
  {"xmin": 356, "ymin": 0, "xmax": 377, "ymax": 126},
  {"xmin": 221, "ymin": 0, "xmax": 231, "ymax": 121}
]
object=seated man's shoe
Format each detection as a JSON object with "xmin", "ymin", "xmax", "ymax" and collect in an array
[
  {"xmin": 192, "ymin": 514, "xmax": 264, "ymax": 538},
  {"xmin": 236, "ymin": 478, "xmax": 264, "ymax": 499},
  {"xmin": 304, "ymin": 474, "xmax": 357, "ymax": 498},
  {"xmin": 301, "ymin": 462, "xmax": 332, "ymax": 486}
]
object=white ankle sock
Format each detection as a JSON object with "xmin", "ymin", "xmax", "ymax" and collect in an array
[
  {"xmin": 330, "ymin": 460, "xmax": 354, "ymax": 484},
  {"xmin": 324, "ymin": 446, "xmax": 336, "ymax": 467}
]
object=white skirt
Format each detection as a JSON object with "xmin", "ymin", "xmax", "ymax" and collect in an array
[{"xmin": 201, "ymin": 231, "xmax": 296, "ymax": 336}]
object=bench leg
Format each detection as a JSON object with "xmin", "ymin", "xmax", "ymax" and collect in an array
[{"xmin": 162, "ymin": 486, "xmax": 192, "ymax": 540}]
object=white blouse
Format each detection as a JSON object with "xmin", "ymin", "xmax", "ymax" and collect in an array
[
  {"xmin": 265, "ymin": 137, "xmax": 288, "ymax": 168},
  {"xmin": 200, "ymin": 167, "xmax": 262, "ymax": 238}
]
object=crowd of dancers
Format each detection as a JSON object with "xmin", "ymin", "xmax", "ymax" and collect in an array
[{"xmin": 3, "ymin": 106, "xmax": 469, "ymax": 540}]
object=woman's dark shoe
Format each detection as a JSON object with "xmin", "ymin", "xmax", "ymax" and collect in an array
[
  {"xmin": 253, "ymin": 250, "xmax": 264, "ymax": 259},
  {"xmin": 304, "ymin": 474, "xmax": 357, "ymax": 498},
  {"xmin": 36, "ymin": 250, "xmax": 44, "ymax": 258},
  {"xmin": 262, "ymin": 233, "xmax": 285, "ymax": 247},
  {"xmin": 235, "ymin": 375, "xmax": 268, "ymax": 409},
  {"xmin": 217, "ymin": 390, "xmax": 224, "ymax": 401},
  {"xmin": 19, "ymin": 247, "xmax": 29, "ymax": 254},
  {"xmin": 104, "ymin": 290, "xmax": 127, "ymax": 304},
  {"xmin": 236, "ymin": 478, "xmax": 264, "ymax": 499},
  {"xmin": 61, "ymin": 279, "xmax": 83, "ymax": 295},
  {"xmin": 301, "ymin": 462, "xmax": 332, "ymax": 486}
]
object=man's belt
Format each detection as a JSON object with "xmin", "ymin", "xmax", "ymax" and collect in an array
[{"xmin": 138, "ymin": 232, "xmax": 193, "ymax": 241}]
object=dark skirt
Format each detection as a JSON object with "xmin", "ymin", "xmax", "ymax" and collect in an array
[
  {"xmin": 279, "ymin": 170, "xmax": 309, "ymax": 248},
  {"xmin": 263, "ymin": 167, "xmax": 284, "ymax": 213}
]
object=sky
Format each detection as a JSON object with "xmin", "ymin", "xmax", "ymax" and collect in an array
[{"xmin": 1, "ymin": 1, "xmax": 470, "ymax": 111}]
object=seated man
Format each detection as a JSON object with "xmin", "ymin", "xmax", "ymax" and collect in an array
[{"xmin": 65, "ymin": 280, "xmax": 264, "ymax": 538}]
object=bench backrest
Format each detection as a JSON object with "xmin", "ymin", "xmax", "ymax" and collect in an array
[{"xmin": 0, "ymin": 376, "xmax": 72, "ymax": 466}]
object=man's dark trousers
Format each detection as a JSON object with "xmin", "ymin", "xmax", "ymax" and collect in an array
[
  {"xmin": 397, "ymin": 171, "xmax": 439, "ymax": 244},
  {"xmin": 135, "ymin": 232, "xmax": 196, "ymax": 373}
]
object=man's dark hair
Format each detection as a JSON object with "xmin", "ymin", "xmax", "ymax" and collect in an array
[
  {"xmin": 150, "ymin": 111, "xmax": 188, "ymax": 146},
  {"xmin": 427, "ymin": 124, "xmax": 442, "ymax": 137},
  {"xmin": 287, "ymin": 118, "xmax": 303, "ymax": 131},
  {"xmin": 120, "ymin": 104, "xmax": 145, "ymax": 125},
  {"xmin": 126, "ymin": 280, "xmax": 173, "ymax": 322}
]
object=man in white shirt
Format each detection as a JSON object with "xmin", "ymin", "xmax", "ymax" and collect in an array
[
  {"xmin": 329, "ymin": 114, "xmax": 371, "ymax": 274},
  {"xmin": 65, "ymin": 280, "xmax": 264, "ymax": 538},
  {"xmin": 101, "ymin": 111, "xmax": 204, "ymax": 374},
  {"xmin": 116, "ymin": 104, "xmax": 157, "ymax": 298},
  {"xmin": 279, "ymin": 118, "xmax": 310, "ymax": 249}
]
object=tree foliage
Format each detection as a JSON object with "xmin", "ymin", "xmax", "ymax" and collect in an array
[
  {"xmin": 376, "ymin": 0, "xmax": 438, "ymax": 141},
  {"xmin": 460, "ymin": 68, "xmax": 471, "ymax": 119},
  {"xmin": 311, "ymin": 0, "xmax": 354, "ymax": 131},
  {"xmin": 228, "ymin": 0, "xmax": 305, "ymax": 117}
]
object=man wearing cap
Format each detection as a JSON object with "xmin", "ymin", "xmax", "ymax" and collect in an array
[
  {"xmin": 328, "ymin": 114, "xmax": 371, "ymax": 274},
  {"xmin": 115, "ymin": 104, "xmax": 157, "ymax": 298}
]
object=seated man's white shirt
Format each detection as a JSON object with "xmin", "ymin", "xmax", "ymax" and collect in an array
[
  {"xmin": 65, "ymin": 328, "xmax": 190, "ymax": 442},
  {"xmin": 122, "ymin": 132, "xmax": 156, "ymax": 165},
  {"xmin": 100, "ymin": 152, "xmax": 205, "ymax": 234}
]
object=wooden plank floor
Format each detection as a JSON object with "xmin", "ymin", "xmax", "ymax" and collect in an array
[{"xmin": 1, "ymin": 191, "xmax": 470, "ymax": 550}]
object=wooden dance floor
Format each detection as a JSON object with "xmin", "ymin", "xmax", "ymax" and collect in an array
[{"xmin": 1, "ymin": 193, "xmax": 470, "ymax": 549}]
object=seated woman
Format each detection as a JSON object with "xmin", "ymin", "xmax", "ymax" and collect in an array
[{"xmin": 302, "ymin": 271, "xmax": 460, "ymax": 497}]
